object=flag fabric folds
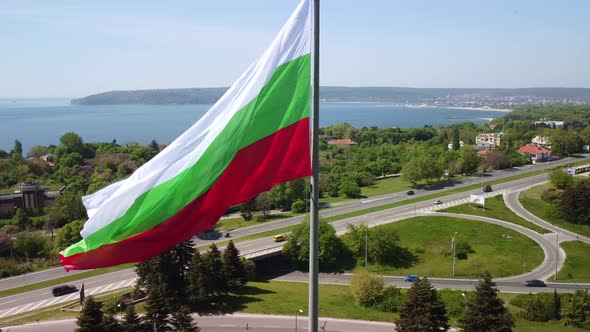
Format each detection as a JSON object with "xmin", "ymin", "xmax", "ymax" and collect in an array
[
  {"xmin": 469, "ymin": 194, "xmax": 485, "ymax": 206},
  {"xmin": 60, "ymin": 0, "xmax": 312, "ymax": 270}
]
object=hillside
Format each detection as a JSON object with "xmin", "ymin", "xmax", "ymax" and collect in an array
[{"xmin": 71, "ymin": 87, "xmax": 590, "ymax": 105}]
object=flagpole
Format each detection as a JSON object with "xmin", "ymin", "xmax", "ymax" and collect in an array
[{"xmin": 309, "ymin": 0, "xmax": 320, "ymax": 331}]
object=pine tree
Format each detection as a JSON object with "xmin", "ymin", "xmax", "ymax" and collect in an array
[
  {"xmin": 121, "ymin": 305, "xmax": 143, "ymax": 332},
  {"xmin": 149, "ymin": 139, "xmax": 160, "ymax": 151},
  {"xmin": 169, "ymin": 306, "xmax": 201, "ymax": 332},
  {"xmin": 101, "ymin": 312, "xmax": 121, "ymax": 332},
  {"xmin": 222, "ymin": 240, "xmax": 246, "ymax": 292},
  {"xmin": 396, "ymin": 278, "xmax": 449, "ymax": 332},
  {"xmin": 203, "ymin": 243, "xmax": 226, "ymax": 297},
  {"xmin": 460, "ymin": 272, "xmax": 514, "ymax": 332},
  {"xmin": 76, "ymin": 296, "xmax": 105, "ymax": 332},
  {"xmin": 452, "ymin": 127, "xmax": 461, "ymax": 151},
  {"xmin": 551, "ymin": 289, "xmax": 561, "ymax": 320},
  {"xmin": 563, "ymin": 289, "xmax": 590, "ymax": 328},
  {"xmin": 145, "ymin": 284, "xmax": 171, "ymax": 332}
]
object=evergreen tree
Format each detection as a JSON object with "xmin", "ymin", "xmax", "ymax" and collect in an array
[
  {"xmin": 460, "ymin": 272, "xmax": 514, "ymax": 332},
  {"xmin": 121, "ymin": 305, "xmax": 143, "ymax": 332},
  {"xmin": 203, "ymin": 243, "xmax": 226, "ymax": 297},
  {"xmin": 551, "ymin": 289, "xmax": 561, "ymax": 320},
  {"xmin": 13, "ymin": 139, "xmax": 23, "ymax": 158},
  {"xmin": 396, "ymin": 278, "xmax": 449, "ymax": 332},
  {"xmin": 149, "ymin": 139, "xmax": 160, "ymax": 151},
  {"xmin": 145, "ymin": 284, "xmax": 171, "ymax": 332},
  {"xmin": 563, "ymin": 289, "xmax": 590, "ymax": 328},
  {"xmin": 101, "ymin": 312, "xmax": 121, "ymax": 332},
  {"xmin": 188, "ymin": 250, "xmax": 207, "ymax": 304},
  {"xmin": 222, "ymin": 240, "xmax": 246, "ymax": 292},
  {"xmin": 452, "ymin": 127, "xmax": 461, "ymax": 151},
  {"xmin": 76, "ymin": 296, "xmax": 105, "ymax": 332},
  {"xmin": 169, "ymin": 306, "xmax": 201, "ymax": 332}
]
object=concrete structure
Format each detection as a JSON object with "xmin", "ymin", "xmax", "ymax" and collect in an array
[
  {"xmin": 518, "ymin": 144, "xmax": 552, "ymax": 163},
  {"xmin": 534, "ymin": 120, "xmax": 565, "ymax": 129},
  {"xmin": 327, "ymin": 139, "xmax": 357, "ymax": 146},
  {"xmin": 531, "ymin": 135, "xmax": 551, "ymax": 146},
  {"xmin": 475, "ymin": 133, "xmax": 502, "ymax": 148},
  {"xmin": 0, "ymin": 183, "xmax": 62, "ymax": 217},
  {"xmin": 447, "ymin": 140, "xmax": 464, "ymax": 150}
]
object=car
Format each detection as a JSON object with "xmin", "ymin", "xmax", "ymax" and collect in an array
[
  {"xmin": 404, "ymin": 274, "xmax": 420, "ymax": 282},
  {"xmin": 523, "ymin": 279, "xmax": 547, "ymax": 287},
  {"xmin": 52, "ymin": 285, "xmax": 78, "ymax": 297},
  {"xmin": 482, "ymin": 185, "xmax": 493, "ymax": 193},
  {"xmin": 406, "ymin": 190, "xmax": 415, "ymax": 195},
  {"xmin": 273, "ymin": 234, "xmax": 286, "ymax": 242},
  {"xmin": 433, "ymin": 200, "xmax": 443, "ymax": 205}
]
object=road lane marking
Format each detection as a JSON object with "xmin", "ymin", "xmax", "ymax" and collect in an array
[
  {"xmin": 101, "ymin": 283, "xmax": 115, "ymax": 293},
  {"xmin": 28, "ymin": 299, "xmax": 49, "ymax": 311},
  {"xmin": 11, "ymin": 302, "xmax": 35, "ymax": 316},
  {"xmin": 89, "ymin": 286, "xmax": 104, "ymax": 295},
  {"xmin": 0, "ymin": 306, "xmax": 22, "ymax": 318}
]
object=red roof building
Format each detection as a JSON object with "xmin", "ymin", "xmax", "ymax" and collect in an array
[
  {"xmin": 477, "ymin": 150, "xmax": 491, "ymax": 156},
  {"xmin": 327, "ymin": 139, "xmax": 357, "ymax": 146},
  {"xmin": 518, "ymin": 144, "xmax": 552, "ymax": 163}
]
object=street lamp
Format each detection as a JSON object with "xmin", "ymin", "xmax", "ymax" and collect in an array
[
  {"xmin": 295, "ymin": 309, "xmax": 304, "ymax": 331},
  {"xmin": 452, "ymin": 232, "xmax": 458, "ymax": 277}
]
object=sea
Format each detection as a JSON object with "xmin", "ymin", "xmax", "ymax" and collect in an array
[{"xmin": 0, "ymin": 98, "xmax": 508, "ymax": 152}]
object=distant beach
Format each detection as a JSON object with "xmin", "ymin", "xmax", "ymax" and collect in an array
[{"xmin": 374, "ymin": 103, "xmax": 513, "ymax": 113}]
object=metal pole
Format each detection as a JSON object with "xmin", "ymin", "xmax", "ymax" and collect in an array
[
  {"xmin": 555, "ymin": 233, "xmax": 558, "ymax": 280},
  {"xmin": 365, "ymin": 226, "xmax": 368, "ymax": 271},
  {"xmin": 451, "ymin": 232, "xmax": 457, "ymax": 277},
  {"xmin": 295, "ymin": 312, "xmax": 298, "ymax": 332},
  {"xmin": 309, "ymin": 0, "xmax": 320, "ymax": 331}
]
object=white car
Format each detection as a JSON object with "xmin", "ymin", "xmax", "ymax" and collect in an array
[{"xmin": 433, "ymin": 200, "xmax": 443, "ymax": 205}]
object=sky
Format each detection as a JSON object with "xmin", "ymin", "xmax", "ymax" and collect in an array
[{"xmin": 1, "ymin": 0, "xmax": 590, "ymax": 98}]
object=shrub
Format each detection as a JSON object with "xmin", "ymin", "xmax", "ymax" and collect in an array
[
  {"xmin": 373, "ymin": 286, "xmax": 405, "ymax": 312},
  {"xmin": 350, "ymin": 270, "xmax": 384, "ymax": 307},
  {"xmin": 291, "ymin": 200, "xmax": 306, "ymax": 213}
]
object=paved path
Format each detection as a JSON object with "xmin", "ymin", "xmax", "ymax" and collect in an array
[{"xmin": 1, "ymin": 314, "xmax": 400, "ymax": 332}]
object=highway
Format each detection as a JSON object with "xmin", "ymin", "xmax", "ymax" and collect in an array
[{"xmin": 0, "ymin": 155, "xmax": 588, "ymax": 322}]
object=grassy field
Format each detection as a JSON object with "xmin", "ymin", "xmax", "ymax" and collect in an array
[
  {"xmin": 519, "ymin": 183, "xmax": 590, "ymax": 238},
  {"xmin": 350, "ymin": 216, "xmax": 543, "ymax": 278},
  {"xmin": 0, "ymin": 264, "xmax": 134, "ymax": 299},
  {"xmin": 2, "ymin": 281, "xmax": 587, "ymax": 332},
  {"xmin": 216, "ymin": 213, "xmax": 296, "ymax": 231},
  {"xmin": 550, "ymin": 241, "xmax": 590, "ymax": 283},
  {"xmin": 441, "ymin": 195, "xmax": 550, "ymax": 234}
]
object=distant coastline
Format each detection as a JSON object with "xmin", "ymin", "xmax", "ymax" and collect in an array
[{"xmin": 373, "ymin": 103, "xmax": 513, "ymax": 112}]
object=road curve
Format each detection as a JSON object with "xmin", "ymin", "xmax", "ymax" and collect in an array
[{"xmin": 504, "ymin": 190, "xmax": 590, "ymax": 244}]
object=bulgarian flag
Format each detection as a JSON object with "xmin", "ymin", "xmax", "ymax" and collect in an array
[{"xmin": 60, "ymin": 0, "xmax": 312, "ymax": 270}]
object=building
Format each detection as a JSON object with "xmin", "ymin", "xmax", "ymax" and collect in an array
[
  {"xmin": 531, "ymin": 135, "xmax": 551, "ymax": 146},
  {"xmin": 533, "ymin": 121, "xmax": 565, "ymax": 129},
  {"xmin": 475, "ymin": 133, "xmax": 502, "ymax": 148},
  {"xmin": 447, "ymin": 140, "xmax": 464, "ymax": 150},
  {"xmin": 0, "ymin": 183, "xmax": 62, "ymax": 217},
  {"xmin": 518, "ymin": 144, "xmax": 552, "ymax": 163},
  {"xmin": 327, "ymin": 139, "xmax": 357, "ymax": 146}
]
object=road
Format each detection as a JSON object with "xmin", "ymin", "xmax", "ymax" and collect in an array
[
  {"xmin": 1, "ymin": 314, "xmax": 399, "ymax": 332},
  {"xmin": 0, "ymin": 155, "xmax": 588, "ymax": 321}
]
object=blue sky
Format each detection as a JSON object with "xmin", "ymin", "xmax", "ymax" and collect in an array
[{"xmin": 1, "ymin": 0, "xmax": 589, "ymax": 98}]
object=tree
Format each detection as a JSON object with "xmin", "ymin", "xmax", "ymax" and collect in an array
[
  {"xmin": 12, "ymin": 209, "xmax": 31, "ymax": 230},
  {"xmin": 550, "ymin": 170, "xmax": 574, "ymax": 190},
  {"xmin": 350, "ymin": 270, "xmax": 384, "ymax": 307},
  {"xmin": 551, "ymin": 289, "xmax": 561, "ymax": 321},
  {"xmin": 291, "ymin": 200, "xmax": 306, "ymax": 213},
  {"xmin": 102, "ymin": 312, "xmax": 121, "ymax": 332},
  {"xmin": 46, "ymin": 190, "xmax": 87, "ymax": 227},
  {"xmin": 557, "ymin": 180, "xmax": 590, "ymax": 224},
  {"xmin": 460, "ymin": 272, "xmax": 514, "ymax": 332},
  {"xmin": 238, "ymin": 199, "xmax": 256, "ymax": 221},
  {"xmin": 455, "ymin": 241, "xmax": 475, "ymax": 260},
  {"xmin": 396, "ymin": 278, "xmax": 449, "ymax": 332},
  {"xmin": 60, "ymin": 132, "xmax": 85, "ymax": 154},
  {"xmin": 283, "ymin": 220, "xmax": 346, "ymax": 270},
  {"xmin": 255, "ymin": 192, "xmax": 272, "ymax": 217},
  {"xmin": 13, "ymin": 139, "xmax": 23, "ymax": 158},
  {"xmin": 169, "ymin": 306, "xmax": 200, "ymax": 332},
  {"xmin": 203, "ymin": 243, "xmax": 225, "ymax": 296},
  {"xmin": 148, "ymin": 139, "xmax": 160, "ymax": 151},
  {"xmin": 29, "ymin": 145, "xmax": 48, "ymax": 158},
  {"xmin": 563, "ymin": 289, "xmax": 590, "ymax": 328},
  {"xmin": 121, "ymin": 305, "xmax": 143, "ymax": 332},
  {"xmin": 76, "ymin": 296, "xmax": 105, "ymax": 332},
  {"xmin": 222, "ymin": 240, "xmax": 246, "ymax": 292},
  {"xmin": 144, "ymin": 284, "xmax": 171, "ymax": 332},
  {"xmin": 460, "ymin": 148, "xmax": 481, "ymax": 175},
  {"xmin": 339, "ymin": 179, "xmax": 361, "ymax": 198},
  {"xmin": 452, "ymin": 127, "xmax": 461, "ymax": 151},
  {"xmin": 12, "ymin": 232, "xmax": 48, "ymax": 259},
  {"xmin": 402, "ymin": 157, "xmax": 423, "ymax": 187},
  {"xmin": 188, "ymin": 250, "xmax": 207, "ymax": 304},
  {"xmin": 522, "ymin": 295, "xmax": 551, "ymax": 322},
  {"xmin": 53, "ymin": 220, "xmax": 84, "ymax": 254}
]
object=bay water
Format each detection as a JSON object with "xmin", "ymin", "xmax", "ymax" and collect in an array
[{"xmin": 0, "ymin": 99, "xmax": 506, "ymax": 152}]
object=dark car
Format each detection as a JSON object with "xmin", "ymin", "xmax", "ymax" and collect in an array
[
  {"xmin": 404, "ymin": 274, "xmax": 420, "ymax": 282},
  {"xmin": 52, "ymin": 285, "xmax": 78, "ymax": 297},
  {"xmin": 406, "ymin": 190, "xmax": 415, "ymax": 195},
  {"xmin": 523, "ymin": 279, "xmax": 546, "ymax": 287},
  {"xmin": 482, "ymin": 185, "xmax": 493, "ymax": 193}
]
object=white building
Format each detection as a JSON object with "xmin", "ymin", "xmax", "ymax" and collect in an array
[
  {"xmin": 531, "ymin": 136, "xmax": 551, "ymax": 146},
  {"xmin": 475, "ymin": 133, "xmax": 502, "ymax": 148}
]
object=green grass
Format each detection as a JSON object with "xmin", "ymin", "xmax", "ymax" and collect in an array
[
  {"xmin": 519, "ymin": 183, "xmax": 590, "ymax": 238},
  {"xmin": 216, "ymin": 213, "xmax": 296, "ymax": 231},
  {"xmin": 0, "ymin": 264, "xmax": 134, "ymax": 299},
  {"xmin": 0, "ymin": 287, "xmax": 133, "ymax": 327},
  {"xmin": 441, "ymin": 195, "xmax": 550, "ymax": 234},
  {"xmin": 351, "ymin": 216, "xmax": 543, "ymax": 278},
  {"xmin": 550, "ymin": 241, "xmax": 590, "ymax": 283},
  {"xmin": 2, "ymin": 282, "xmax": 586, "ymax": 332}
]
